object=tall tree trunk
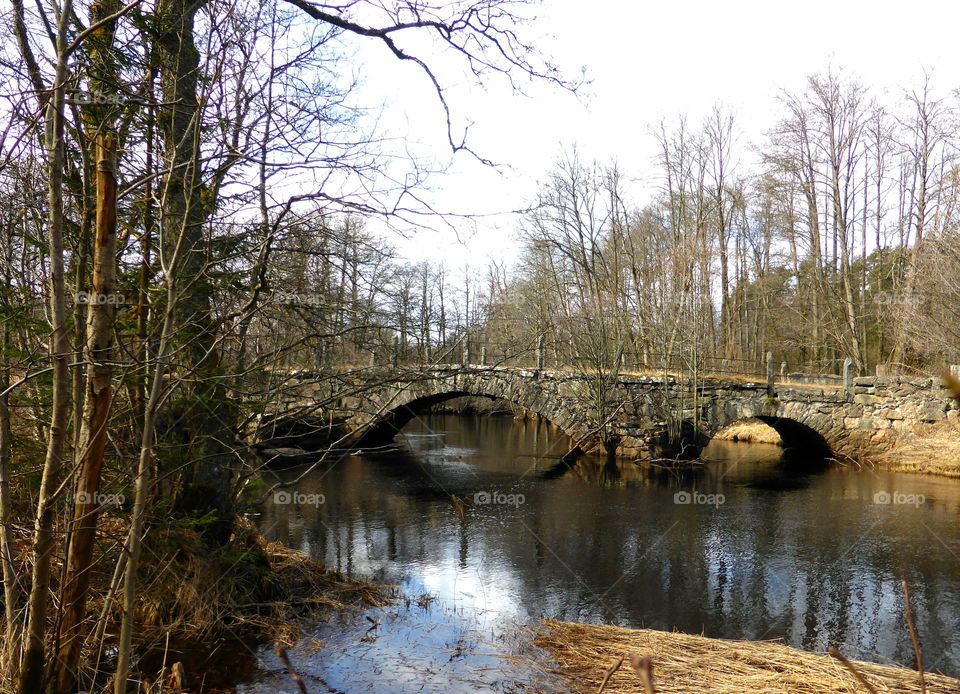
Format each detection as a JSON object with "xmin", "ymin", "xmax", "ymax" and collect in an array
[
  {"xmin": 156, "ymin": 0, "xmax": 235, "ymax": 543},
  {"xmin": 19, "ymin": 0, "xmax": 75, "ymax": 689},
  {"xmin": 0, "ymin": 311, "xmax": 18, "ymax": 675},
  {"xmin": 805, "ymin": 190, "xmax": 823, "ymax": 366},
  {"xmin": 54, "ymin": 136, "xmax": 118, "ymax": 694},
  {"xmin": 133, "ymin": 71, "xmax": 156, "ymax": 431},
  {"xmin": 890, "ymin": 152, "xmax": 929, "ymax": 366},
  {"xmin": 114, "ymin": 263, "xmax": 182, "ymax": 694},
  {"xmin": 828, "ymin": 129, "xmax": 865, "ymax": 372}
]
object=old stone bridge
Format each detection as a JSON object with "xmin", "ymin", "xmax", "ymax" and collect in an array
[{"xmin": 276, "ymin": 365, "xmax": 959, "ymax": 463}]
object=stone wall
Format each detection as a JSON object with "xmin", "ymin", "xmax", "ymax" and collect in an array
[{"xmin": 837, "ymin": 375, "xmax": 960, "ymax": 454}]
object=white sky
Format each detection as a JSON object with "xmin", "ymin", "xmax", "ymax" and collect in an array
[{"xmin": 342, "ymin": 0, "xmax": 960, "ymax": 274}]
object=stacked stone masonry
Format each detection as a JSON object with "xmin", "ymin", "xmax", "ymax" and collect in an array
[{"xmin": 279, "ymin": 367, "xmax": 958, "ymax": 463}]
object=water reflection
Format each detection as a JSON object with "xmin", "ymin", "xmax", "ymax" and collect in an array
[{"xmin": 248, "ymin": 414, "xmax": 960, "ymax": 690}]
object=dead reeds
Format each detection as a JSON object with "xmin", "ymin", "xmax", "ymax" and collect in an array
[
  {"xmin": 535, "ymin": 619, "xmax": 960, "ymax": 693},
  {"xmin": 869, "ymin": 420, "xmax": 960, "ymax": 478},
  {"xmin": 79, "ymin": 517, "xmax": 393, "ymax": 690}
]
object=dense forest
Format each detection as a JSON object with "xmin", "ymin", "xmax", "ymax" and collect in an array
[{"xmin": 0, "ymin": 0, "xmax": 958, "ymax": 690}]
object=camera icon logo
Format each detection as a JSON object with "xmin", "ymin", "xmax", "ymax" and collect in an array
[
  {"xmin": 473, "ymin": 491, "xmax": 491, "ymax": 505},
  {"xmin": 674, "ymin": 491, "xmax": 692, "ymax": 505},
  {"xmin": 873, "ymin": 491, "xmax": 892, "ymax": 505},
  {"xmin": 273, "ymin": 490, "xmax": 292, "ymax": 505}
]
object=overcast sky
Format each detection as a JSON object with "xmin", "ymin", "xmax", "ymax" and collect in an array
[{"xmin": 342, "ymin": 0, "xmax": 960, "ymax": 273}]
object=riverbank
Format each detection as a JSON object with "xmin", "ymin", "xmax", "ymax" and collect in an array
[
  {"xmin": 0, "ymin": 515, "xmax": 395, "ymax": 692},
  {"xmin": 126, "ymin": 518, "xmax": 395, "ymax": 690},
  {"xmin": 535, "ymin": 619, "xmax": 960, "ymax": 693},
  {"xmin": 869, "ymin": 420, "xmax": 960, "ymax": 478}
]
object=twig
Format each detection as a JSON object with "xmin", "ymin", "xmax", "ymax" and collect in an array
[
  {"xmin": 158, "ymin": 631, "xmax": 170, "ymax": 694},
  {"xmin": 568, "ymin": 402, "xmax": 627, "ymax": 456},
  {"xmin": 275, "ymin": 642, "xmax": 309, "ymax": 694},
  {"xmin": 828, "ymin": 646, "xmax": 878, "ymax": 694},
  {"xmin": 450, "ymin": 494, "xmax": 465, "ymax": 521},
  {"xmin": 596, "ymin": 655, "xmax": 623, "ymax": 693},
  {"xmin": 629, "ymin": 654, "xmax": 656, "ymax": 694},
  {"xmin": 902, "ymin": 580, "xmax": 926, "ymax": 693}
]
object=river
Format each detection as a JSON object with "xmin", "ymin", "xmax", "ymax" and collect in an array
[{"xmin": 240, "ymin": 413, "xmax": 960, "ymax": 692}]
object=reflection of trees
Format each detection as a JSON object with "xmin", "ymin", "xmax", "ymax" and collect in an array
[{"xmin": 260, "ymin": 417, "xmax": 960, "ymax": 674}]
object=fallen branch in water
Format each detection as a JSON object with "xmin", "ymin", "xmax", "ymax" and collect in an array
[
  {"xmin": 902, "ymin": 580, "xmax": 927, "ymax": 694},
  {"xmin": 450, "ymin": 494, "xmax": 465, "ymax": 520},
  {"xmin": 276, "ymin": 642, "xmax": 309, "ymax": 694}
]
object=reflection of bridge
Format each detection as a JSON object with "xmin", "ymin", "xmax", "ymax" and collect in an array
[{"xmin": 282, "ymin": 365, "xmax": 958, "ymax": 462}]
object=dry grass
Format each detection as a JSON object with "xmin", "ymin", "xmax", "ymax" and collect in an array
[
  {"xmin": 713, "ymin": 418, "xmax": 783, "ymax": 445},
  {"xmin": 132, "ymin": 518, "xmax": 392, "ymax": 647},
  {"xmin": 242, "ymin": 525, "xmax": 393, "ymax": 643},
  {"xmin": 872, "ymin": 420, "xmax": 960, "ymax": 478},
  {"xmin": 535, "ymin": 620, "xmax": 960, "ymax": 693},
  {"xmin": 66, "ymin": 517, "xmax": 395, "ymax": 691}
]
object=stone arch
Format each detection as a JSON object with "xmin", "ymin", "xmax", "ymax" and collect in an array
[
  {"xmin": 348, "ymin": 369, "xmax": 595, "ymax": 458},
  {"xmin": 355, "ymin": 390, "xmax": 479, "ymax": 444},
  {"xmin": 704, "ymin": 409, "xmax": 835, "ymax": 462},
  {"xmin": 752, "ymin": 415, "xmax": 832, "ymax": 458}
]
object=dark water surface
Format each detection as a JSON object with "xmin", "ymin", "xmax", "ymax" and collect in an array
[{"xmin": 241, "ymin": 414, "xmax": 960, "ymax": 692}]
